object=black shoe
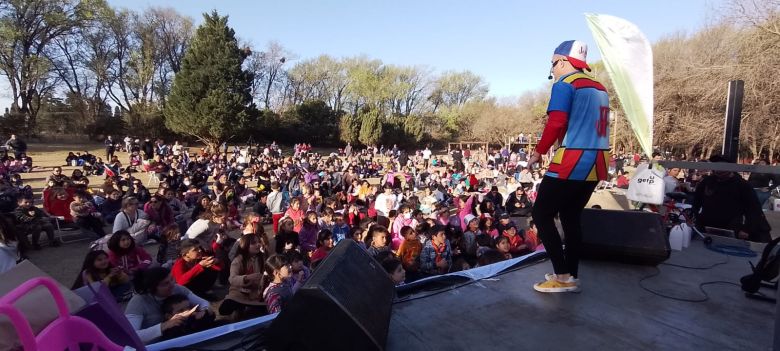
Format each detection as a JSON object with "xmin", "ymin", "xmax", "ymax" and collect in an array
[{"xmin": 51, "ymin": 240, "xmax": 61, "ymax": 247}]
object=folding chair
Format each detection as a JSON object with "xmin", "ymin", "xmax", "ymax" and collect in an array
[
  {"xmin": 53, "ymin": 217, "xmax": 90, "ymax": 244},
  {"xmin": 147, "ymin": 170, "xmax": 159, "ymax": 186}
]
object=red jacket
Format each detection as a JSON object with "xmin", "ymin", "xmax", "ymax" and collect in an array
[
  {"xmin": 505, "ymin": 233, "xmax": 528, "ymax": 256},
  {"xmin": 43, "ymin": 188, "xmax": 75, "ymax": 222},
  {"xmin": 171, "ymin": 258, "xmax": 222, "ymax": 286},
  {"xmin": 310, "ymin": 247, "xmax": 331, "ymax": 263}
]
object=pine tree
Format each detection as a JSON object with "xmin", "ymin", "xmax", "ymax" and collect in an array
[
  {"xmin": 358, "ymin": 109, "xmax": 382, "ymax": 146},
  {"xmin": 339, "ymin": 113, "xmax": 361, "ymax": 145},
  {"xmin": 164, "ymin": 11, "xmax": 256, "ymax": 151}
]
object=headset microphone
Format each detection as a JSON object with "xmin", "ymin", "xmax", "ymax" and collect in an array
[{"xmin": 548, "ymin": 63, "xmax": 554, "ymax": 80}]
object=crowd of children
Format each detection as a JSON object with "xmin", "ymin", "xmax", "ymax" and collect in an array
[{"xmin": 0, "ymin": 139, "xmax": 555, "ymax": 344}]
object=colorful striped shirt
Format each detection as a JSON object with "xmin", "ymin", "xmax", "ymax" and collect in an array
[{"xmin": 545, "ymin": 72, "xmax": 611, "ymax": 181}]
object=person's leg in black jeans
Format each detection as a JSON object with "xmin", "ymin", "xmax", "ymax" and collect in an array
[
  {"xmin": 77, "ymin": 216, "xmax": 106, "ymax": 238},
  {"xmin": 15, "ymin": 225, "xmax": 34, "ymax": 253},
  {"xmin": 531, "ymin": 177, "xmax": 567, "ymax": 275},
  {"xmin": 533, "ymin": 177, "xmax": 599, "ymax": 279},
  {"xmin": 557, "ymin": 181, "xmax": 598, "ymax": 278}
]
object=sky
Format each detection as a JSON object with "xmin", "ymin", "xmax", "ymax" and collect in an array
[{"xmin": 1, "ymin": 0, "xmax": 725, "ymax": 107}]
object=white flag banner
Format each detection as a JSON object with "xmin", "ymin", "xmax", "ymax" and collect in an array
[{"xmin": 585, "ymin": 13, "xmax": 654, "ymax": 159}]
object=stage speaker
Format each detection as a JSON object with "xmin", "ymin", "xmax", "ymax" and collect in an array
[
  {"xmin": 580, "ymin": 208, "xmax": 670, "ymax": 265},
  {"xmin": 267, "ymin": 239, "xmax": 395, "ymax": 350}
]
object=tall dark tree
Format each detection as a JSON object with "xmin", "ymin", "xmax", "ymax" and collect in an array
[{"xmin": 164, "ymin": 11, "xmax": 256, "ymax": 150}]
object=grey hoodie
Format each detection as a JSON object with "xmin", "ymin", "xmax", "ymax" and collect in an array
[{"xmin": 0, "ymin": 241, "xmax": 18, "ymax": 274}]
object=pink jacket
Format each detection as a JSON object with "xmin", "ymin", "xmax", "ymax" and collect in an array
[
  {"xmin": 456, "ymin": 195, "xmax": 475, "ymax": 231},
  {"xmin": 108, "ymin": 247, "xmax": 152, "ymax": 275}
]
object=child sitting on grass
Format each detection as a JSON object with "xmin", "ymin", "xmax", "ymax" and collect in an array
[
  {"xmin": 72, "ymin": 250, "xmax": 132, "ymax": 302},
  {"xmin": 365, "ymin": 225, "xmax": 391, "ymax": 258},
  {"xmin": 287, "ymin": 251, "xmax": 311, "ymax": 287},
  {"xmin": 395, "ymin": 226, "xmax": 421, "ymax": 280},
  {"xmin": 309, "ymin": 229, "xmax": 334, "ymax": 266},
  {"xmin": 331, "ymin": 212, "xmax": 350, "ymax": 244},
  {"xmin": 107, "ymin": 230, "xmax": 152, "ymax": 279},
  {"xmin": 263, "ymin": 254, "xmax": 303, "ymax": 314},
  {"xmin": 159, "ymin": 224, "xmax": 183, "ymax": 267},
  {"xmin": 349, "ymin": 227, "xmax": 366, "ymax": 249},
  {"xmin": 381, "ymin": 256, "xmax": 406, "ymax": 286},
  {"xmin": 495, "ymin": 236, "xmax": 513, "ymax": 260},
  {"xmin": 419, "ymin": 224, "xmax": 452, "ymax": 276}
]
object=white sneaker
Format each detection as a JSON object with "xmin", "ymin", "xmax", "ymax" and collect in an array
[{"xmin": 544, "ymin": 273, "xmax": 579, "ymax": 283}]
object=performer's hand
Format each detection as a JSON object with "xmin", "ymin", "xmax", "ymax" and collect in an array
[
  {"xmin": 527, "ymin": 152, "xmax": 541, "ymax": 171},
  {"xmin": 737, "ymin": 231, "xmax": 749, "ymax": 240}
]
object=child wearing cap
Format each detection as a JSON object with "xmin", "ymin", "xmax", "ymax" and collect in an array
[{"xmin": 461, "ymin": 214, "xmax": 480, "ymax": 258}]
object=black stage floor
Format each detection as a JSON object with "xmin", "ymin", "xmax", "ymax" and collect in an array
[{"xmin": 387, "ymin": 241, "xmax": 775, "ymax": 351}]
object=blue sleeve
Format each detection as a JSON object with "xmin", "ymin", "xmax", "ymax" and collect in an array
[{"xmin": 547, "ymin": 81, "xmax": 574, "ymax": 113}]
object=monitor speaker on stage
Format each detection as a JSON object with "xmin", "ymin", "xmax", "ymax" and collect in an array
[
  {"xmin": 580, "ymin": 208, "xmax": 670, "ymax": 266},
  {"xmin": 267, "ymin": 239, "xmax": 395, "ymax": 351}
]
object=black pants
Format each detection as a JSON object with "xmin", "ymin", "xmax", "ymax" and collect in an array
[
  {"xmin": 531, "ymin": 177, "xmax": 597, "ymax": 278},
  {"xmin": 76, "ymin": 216, "xmax": 106, "ymax": 238},
  {"xmin": 17, "ymin": 220, "xmax": 56, "ymax": 251},
  {"xmin": 185, "ymin": 268, "xmax": 219, "ymax": 297},
  {"xmin": 218, "ymin": 298, "xmax": 267, "ymax": 318}
]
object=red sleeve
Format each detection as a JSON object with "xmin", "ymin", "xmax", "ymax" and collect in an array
[
  {"xmin": 535, "ymin": 111, "xmax": 569, "ymax": 155},
  {"xmin": 172, "ymin": 258, "xmax": 204, "ymax": 285}
]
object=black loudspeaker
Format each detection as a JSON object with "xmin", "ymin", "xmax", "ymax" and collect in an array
[
  {"xmin": 267, "ymin": 239, "xmax": 395, "ymax": 350},
  {"xmin": 580, "ymin": 209, "xmax": 670, "ymax": 266}
]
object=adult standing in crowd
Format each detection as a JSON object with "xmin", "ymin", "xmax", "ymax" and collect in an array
[
  {"xmin": 105, "ymin": 135, "xmax": 116, "ymax": 159},
  {"xmin": 528, "ymin": 40, "xmax": 609, "ymax": 293},
  {"xmin": 142, "ymin": 138, "xmax": 155, "ymax": 160}
]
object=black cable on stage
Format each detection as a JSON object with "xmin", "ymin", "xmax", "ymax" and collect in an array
[{"xmin": 639, "ymin": 254, "xmax": 741, "ymax": 303}]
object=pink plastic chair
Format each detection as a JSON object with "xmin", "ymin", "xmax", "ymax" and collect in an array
[{"xmin": 0, "ymin": 277, "xmax": 125, "ymax": 351}]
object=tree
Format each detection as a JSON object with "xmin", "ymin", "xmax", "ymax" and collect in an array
[
  {"xmin": 428, "ymin": 70, "xmax": 488, "ymax": 113},
  {"xmin": 339, "ymin": 112, "xmax": 361, "ymax": 144},
  {"xmin": 403, "ymin": 114, "xmax": 426, "ymax": 144},
  {"xmin": 279, "ymin": 100, "xmax": 339, "ymax": 144},
  {"xmin": 164, "ymin": 11, "xmax": 256, "ymax": 150},
  {"xmin": 257, "ymin": 41, "xmax": 291, "ymax": 110},
  {"xmin": 358, "ymin": 109, "xmax": 382, "ymax": 146},
  {"xmin": 46, "ymin": 1, "xmax": 114, "ymax": 131},
  {"xmin": 0, "ymin": 0, "xmax": 104, "ymax": 133}
]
